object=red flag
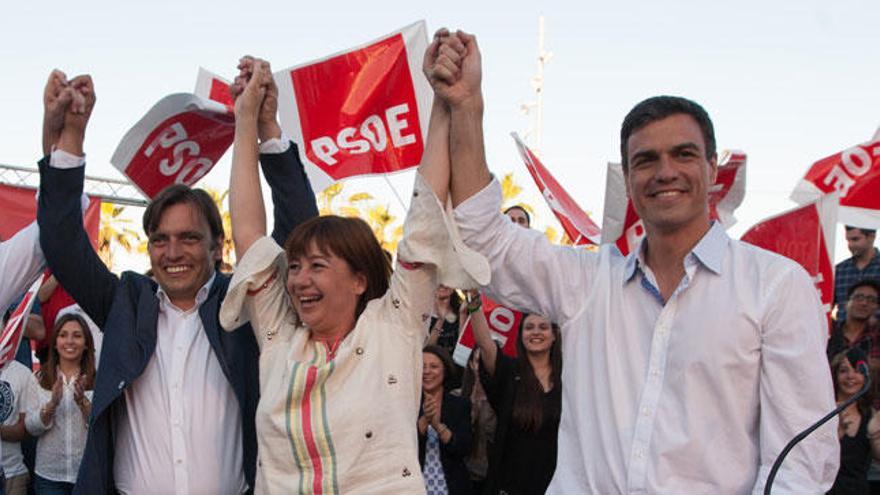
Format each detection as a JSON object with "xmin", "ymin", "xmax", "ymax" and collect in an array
[
  {"xmin": 512, "ymin": 133, "xmax": 601, "ymax": 245},
  {"xmin": 740, "ymin": 194, "xmax": 838, "ymax": 316},
  {"xmin": 791, "ymin": 135, "xmax": 880, "ymax": 228},
  {"xmin": 274, "ymin": 21, "xmax": 431, "ymax": 191},
  {"xmin": 194, "ymin": 68, "xmax": 234, "ymax": 110},
  {"xmin": 601, "ymin": 150, "xmax": 747, "ymax": 256},
  {"xmin": 111, "ymin": 94, "xmax": 234, "ymax": 198},
  {"xmin": 0, "ymin": 184, "xmax": 100, "ymax": 249},
  {"xmin": 0, "ymin": 276, "xmax": 42, "ymax": 368},
  {"xmin": 452, "ymin": 296, "xmax": 524, "ymax": 366}
]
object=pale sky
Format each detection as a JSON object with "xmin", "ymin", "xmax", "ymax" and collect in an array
[{"xmin": 2, "ymin": 0, "xmax": 878, "ymax": 271}]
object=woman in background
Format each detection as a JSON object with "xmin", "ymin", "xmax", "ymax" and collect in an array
[
  {"xmin": 419, "ymin": 345, "xmax": 473, "ymax": 494},
  {"xmin": 827, "ymin": 348, "xmax": 880, "ymax": 494},
  {"xmin": 27, "ymin": 312, "xmax": 96, "ymax": 495},
  {"xmin": 467, "ymin": 292, "xmax": 562, "ymax": 495}
]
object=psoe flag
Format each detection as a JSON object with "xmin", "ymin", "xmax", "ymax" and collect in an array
[
  {"xmin": 111, "ymin": 94, "xmax": 235, "ymax": 199},
  {"xmin": 740, "ymin": 194, "xmax": 838, "ymax": 316},
  {"xmin": 452, "ymin": 296, "xmax": 524, "ymax": 367},
  {"xmin": 194, "ymin": 68, "xmax": 233, "ymax": 110},
  {"xmin": 0, "ymin": 276, "xmax": 42, "ymax": 369},
  {"xmin": 601, "ymin": 150, "xmax": 747, "ymax": 256},
  {"xmin": 790, "ymin": 134, "xmax": 880, "ymax": 229},
  {"xmin": 512, "ymin": 133, "xmax": 601, "ymax": 245},
  {"xmin": 274, "ymin": 21, "xmax": 431, "ymax": 191}
]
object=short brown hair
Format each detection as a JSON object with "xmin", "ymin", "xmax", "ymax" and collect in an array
[
  {"xmin": 142, "ymin": 185, "xmax": 225, "ymax": 268},
  {"xmin": 284, "ymin": 215, "xmax": 391, "ymax": 318}
]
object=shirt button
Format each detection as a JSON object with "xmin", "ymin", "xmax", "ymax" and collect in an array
[
  {"xmin": 642, "ymin": 407, "xmax": 651, "ymax": 416},
  {"xmin": 365, "ymin": 430, "xmax": 373, "ymax": 439},
  {"xmin": 387, "ymin": 375, "xmax": 398, "ymax": 385},
  {"xmin": 355, "ymin": 347, "xmax": 364, "ymax": 355},
  {"xmin": 176, "ymin": 459, "xmax": 183, "ymax": 464},
  {"xmin": 650, "ymin": 369, "xmax": 660, "ymax": 377},
  {"xmin": 392, "ymin": 298, "xmax": 401, "ymax": 309},
  {"xmin": 402, "ymin": 467, "xmax": 412, "ymax": 477},
  {"xmin": 636, "ymin": 450, "xmax": 645, "ymax": 459}
]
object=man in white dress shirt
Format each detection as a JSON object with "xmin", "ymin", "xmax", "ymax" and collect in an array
[{"xmin": 432, "ymin": 31, "xmax": 839, "ymax": 493}]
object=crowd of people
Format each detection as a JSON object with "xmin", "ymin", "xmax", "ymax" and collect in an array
[{"xmin": 0, "ymin": 26, "xmax": 877, "ymax": 495}]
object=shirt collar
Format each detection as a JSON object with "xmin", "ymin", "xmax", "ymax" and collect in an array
[
  {"xmin": 623, "ymin": 221, "xmax": 729, "ymax": 284},
  {"xmin": 156, "ymin": 271, "xmax": 216, "ymax": 311}
]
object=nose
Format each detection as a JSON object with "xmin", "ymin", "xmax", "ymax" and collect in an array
[
  {"xmin": 166, "ymin": 238, "xmax": 183, "ymax": 259},
  {"xmin": 655, "ymin": 155, "xmax": 678, "ymax": 182}
]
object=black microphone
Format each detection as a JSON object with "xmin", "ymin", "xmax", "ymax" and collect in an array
[{"xmin": 764, "ymin": 360, "xmax": 871, "ymax": 494}]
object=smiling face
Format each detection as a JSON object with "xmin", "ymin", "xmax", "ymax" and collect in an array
[
  {"xmin": 286, "ymin": 242, "xmax": 366, "ymax": 338},
  {"xmin": 519, "ymin": 314, "xmax": 555, "ymax": 355},
  {"xmin": 422, "ymin": 351, "xmax": 446, "ymax": 393},
  {"xmin": 624, "ymin": 114, "xmax": 717, "ymax": 236},
  {"xmin": 55, "ymin": 319, "xmax": 87, "ymax": 364},
  {"xmin": 836, "ymin": 357, "xmax": 866, "ymax": 399},
  {"xmin": 148, "ymin": 202, "xmax": 220, "ymax": 310},
  {"xmin": 846, "ymin": 284, "xmax": 880, "ymax": 322}
]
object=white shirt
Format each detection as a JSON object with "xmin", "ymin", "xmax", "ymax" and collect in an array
[
  {"xmin": 0, "ymin": 360, "xmax": 39, "ymax": 477},
  {"xmin": 0, "ymin": 221, "xmax": 44, "ymax": 312},
  {"xmin": 113, "ymin": 274, "xmax": 247, "ymax": 495},
  {"xmin": 454, "ymin": 178, "xmax": 839, "ymax": 494},
  {"xmin": 26, "ymin": 371, "xmax": 93, "ymax": 482}
]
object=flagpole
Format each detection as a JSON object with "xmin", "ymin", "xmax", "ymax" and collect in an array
[{"xmin": 382, "ymin": 174, "xmax": 409, "ymax": 212}]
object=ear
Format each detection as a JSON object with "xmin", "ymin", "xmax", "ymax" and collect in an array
[
  {"xmin": 707, "ymin": 153, "xmax": 718, "ymax": 185},
  {"xmin": 352, "ymin": 272, "xmax": 368, "ymax": 297}
]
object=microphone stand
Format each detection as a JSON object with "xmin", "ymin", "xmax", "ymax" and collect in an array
[{"xmin": 764, "ymin": 362, "xmax": 871, "ymax": 495}]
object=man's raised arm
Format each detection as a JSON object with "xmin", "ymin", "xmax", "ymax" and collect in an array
[{"xmin": 37, "ymin": 70, "xmax": 117, "ymax": 328}]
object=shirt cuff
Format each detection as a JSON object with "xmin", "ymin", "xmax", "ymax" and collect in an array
[
  {"xmin": 259, "ymin": 135, "xmax": 291, "ymax": 155},
  {"xmin": 49, "ymin": 149, "xmax": 86, "ymax": 169},
  {"xmin": 452, "ymin": 177, "xmax": 502, "ymax": 227}
]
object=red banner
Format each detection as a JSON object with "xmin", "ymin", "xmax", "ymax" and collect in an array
[
  {"xmin": 740, "ymin": 194, "xmax": 838, "ymax": 316},
  {"xmin": 512, "ymin": 133, "xmax": 601, "ymax": 245},
  {"xmin": 275, "ymin": 21, "xmax": 431, "ymax": 191},
  {"xmin": 791, "ymin": 135, "xmax": 880, "ymax": 228},
  {"xmin": 0, "ymin": 184, "xmax": 100, "ymax": 249},
  {"xmin": 0, "ymin": 276, "xmax": 41, "ymax": 369},
  {"xmin": 194, "ymin": 68, "xmax": 234, "ymax": 110},
  {"xmin": 452, "ymin": 296, "xmax": 524, "ymax": 367},
  {"xmin": 601, "ymin": 150, "xmax": 747, "ymax": 256},
  {"xmin": 111, "ymin": 94, "xmax": 234, "ymax": 199}
]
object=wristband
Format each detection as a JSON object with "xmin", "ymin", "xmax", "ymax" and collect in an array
[{"xmin": 467, "ymin": 300, "xmax": 482, "ymax": 314}]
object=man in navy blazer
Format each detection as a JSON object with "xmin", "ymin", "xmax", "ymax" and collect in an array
[{"xmin": 36, "ymin": 68, "xmax": 318, "ymax": 494}]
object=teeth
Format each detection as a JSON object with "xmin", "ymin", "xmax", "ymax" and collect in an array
[
  {"xmin": 166, "ymin": 266, "xmax": 188, "ymax": 273},
  {"xmin": 655, "ymin": 191, "xmax": 681, "ymax": 197},
  {"xmin": 300, "ymin": 296, "xmax": 321, "ymax": 303}
]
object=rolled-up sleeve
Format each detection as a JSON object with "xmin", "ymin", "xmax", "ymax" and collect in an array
[
  {"xmin": 219, "ymin": 236, "xmax": 296, "ymax": 351},
  {"xmin": 453, "ymin": 177, "xmax": 596, "ymax": 324},
  {"xmin": 386, "ymin": 172, "xmax": 490, "ymax": 340},
  {"xmin": 752, "ymin": 264, "xmax": 839, "ymax": 494}
]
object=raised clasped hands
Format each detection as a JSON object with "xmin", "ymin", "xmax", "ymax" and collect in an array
[
  {"xmin": 423, "ymin": 29, "xmax": 482, "ymax": 109},
  {"xmin": 43, "ymin": 69, "xmax": 96, "ymax": 156},
  {"xmin": 231, "ymin": 56, "xmax": 281, "ymax": 142}
]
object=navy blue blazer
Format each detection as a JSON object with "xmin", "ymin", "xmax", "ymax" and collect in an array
[{"xmin": 37, "ymin": 143, "xmax": 318, "ymax": 494}]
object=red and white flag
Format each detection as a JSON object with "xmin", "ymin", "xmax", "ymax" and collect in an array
[
  {"xmin": 740, "ymin": 194, "xmax": 838, "ymax": 316},
  {"xmin": 601, "ymin": 150, "xmax": 747, "ymax": 256},
  {"xmin": 194, "ymin": 68, "xmax": 234, "ymax": 110},
  {"xmin": 512, "ymin": 133, "xmax": 601, "ymax": 245},
  {"xmin": 452, "ymin": 296, "xmax": 524, "ymax": 367},
  {"xmin": 274, "ymin": 21, "xmax": 431, "ymax": 191},
  {"xmin": 790, "ymin": 134, "xmax": 880, "ymax": 229},
  {"xmin": 111, "ymin": 94, "xmax": 235, "ymax": 199},
  {"xmin": 0, "ymin": 276, "xmax": 42, "ymax": 369},
  {"xmin": 0, "ymin": 184, "xmax": 100, "ymax": 248}
]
